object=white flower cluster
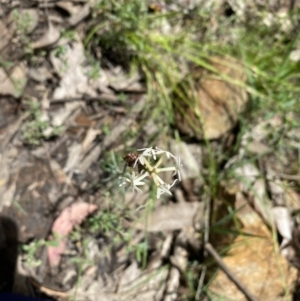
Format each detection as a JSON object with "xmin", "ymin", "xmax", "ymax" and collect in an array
[{"xmin": 119, "ymin": 147, "xmax": 182, "ymax": 199}]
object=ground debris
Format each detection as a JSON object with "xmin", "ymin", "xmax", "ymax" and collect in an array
[
  {"xmin": 134, "ymin": 202, "xmax": 203, "ymax": 232},
  {"xmin": 0, "ymin": 1, "xmax": 299, "ymax": 300},
  {"xmin": 209, "ymin": 195, "xmax": 298, "ymax": 301}
]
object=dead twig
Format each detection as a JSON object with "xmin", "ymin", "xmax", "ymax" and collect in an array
[
  {"xmin": 29, "ymin": 277, "xmax": 69, "ymax": 298},
  {"xmin": 50, "ymin": 94, "xmax": 121, "ymax": 105},
  {"xmin": 279, "ymin": 173, "xmax": 300, "ymax": 181},
  {"xmin": 204, "ymin": 243, "xmax": 259, "ymax": 301},
  {"xmin": 195, "ymin": 195, "xmax": 210, "ymax": 299}
]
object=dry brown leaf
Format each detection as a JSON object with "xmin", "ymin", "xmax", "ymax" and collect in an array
[
  {"xmin": 63, "ymin": 129, "xmax": 101, "ymax": 173},
  {"xmin": 272, "ymin": 206, "xmax": 293, "ymax": 243},
  {"xmin": 33, "ymin": 22, "xmax": 60, "ymax": 49},
  {"xmin": 0, "ymin": 63, "xmax": 27, "ymax": 97},
  {"xmin": 134, "ymin": 202, "xmax": 203, "ymax": 232},
  {"xmin": 174, "ymin": 56, "xmax": 248, "ymax": 139},
  {"xmin": 50, "ymin": 39, "xmax": 96, "ymax": 99},
  {"xmin": 56, "ymin": 1, "xmax": 79, "ymax": 15},
  {"xmin": 164, "ymin": 246, "xmax": 188, "ymax": 301},
  {"xmin": 89, "ymin": 69, "xmax": 110, "ymax": 93},
  {"xmin": 118, "ymin": 261, "xmax": 141, "ymax": 291},
  {"xmin": 47, "ymin": 201, "xmax": 98, "ymax": 266},
  {"xmin": 0, "ymin": 20, "xmax": 14, "ymax": 51},
  {"xmin": 107, "ymin": 68, "xmax": 143, "ymax": 92},
  {"xmin": 209, "ymin": 197, "xmax": 297, "ymax": 301},
  {"xmin": 170, "ymin": 141, "xmax": 201, "ymax": 179},
  {"xmin": 246, "ymin": 140, "xmax": 271, "ymax": 155},
  {"xmin": 286, "ymin": 188, "xmax": 300, "ymax": 211},
  {"xmin": 63, "ymin": 142, "xmax": 82, "ymax": 173},
  {"xmin": 28, "ymin": 66, "xmax": 52, "ymax": 83},
  {"xmin": 81, "ymin": 128, "xmax": 102, "ymax": 152},
  {"xmin": 68, "ymin": 3, "xmax": 90, "ymax": 27},
  {"xmin": 234, "ymin": 163, "xmax": 260, "ymax": 192},
  {"xmin": 50, "ymin": 159, "xmax": 68, "ymax": 185},
  {"xmin": 51, "ymin": 101, "xmax": 82, "ymax": 127},
  {"xmin": 249, "ymin": 178, "xmax": 272, "ymax": 224}
]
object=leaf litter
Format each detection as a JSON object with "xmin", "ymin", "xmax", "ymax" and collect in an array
[{"xmin": 0, "ymin": 1, "xmax": 300, "ymax": 301}]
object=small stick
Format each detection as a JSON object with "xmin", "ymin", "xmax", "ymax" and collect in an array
[
  {"xmin": 205, "ymin": 243, "xmax": 259, "ymax": 301},
  {"xmin": 50, "ymin": 94, "xmax": 121, "ymax": 105},
  {"xmin": 278, "ymin": 173, "xmax": 300, "ymax": 181}
]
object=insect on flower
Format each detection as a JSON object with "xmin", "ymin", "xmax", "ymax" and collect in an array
[
  {"xmin": 123, "ymin": 152, "xmax": 144, "ymax": 173},
  {"xmin": 120, "ymin": 147, "xmax": 182, "ymax": 199}
]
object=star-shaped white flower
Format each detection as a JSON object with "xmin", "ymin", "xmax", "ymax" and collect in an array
[
  {"xmin": 119, "ymin": 172, "xmax": 149, "ymax": 193},
  {"xmin": 173, "ymin": 157, "xmax": 182, "ymax": 181},
  {"xmin": 154, "ymin": 147, "xmax": 176, "ymax": 160},
  {"xmin": 137, "ymin": 147, "xmax": 157, "ymax": 159},
  {"xmin": 156, "ymin": 179, "xmax": 178, "ymax": 199},
  {"xmin": 121, "ymin": 147, "xmax": 182, "ymax": 199}
]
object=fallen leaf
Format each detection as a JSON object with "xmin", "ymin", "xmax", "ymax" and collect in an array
[
  {"xmin": 249, "ymin": 178, "xmax": 272, "ymax": 224},
  {"xmin": 33, "ymin": 22, "xmax": 60, "ymax": 49},
  {"xmin": 118, "ymin": 261, "xmax": 141, "ymax": 291},
  {"xmin": 246, "ymin": 140, "xmax": 271, "ymax": 155},
  {"xmin": 165, "ymin": 245, "xmax": 188, "ymax": 301},
  {"xmin": 56, "ymin": 2, "xmax": 79, "ymax": 15},
  {"xmin": 107, "ymin": 68, "xmax": 143, "ymax": 92},
  {"xmin": 68, "ymin": 3, "xmax": 90, "ymax": 27},
  {"xmin": 50, "ymin": 39, "xmax": 96, "ymax": 99},
  {"xmin": 81, "ymin": 128, "xmax": 102, "ymax": 152},
  {"xmin": 0, "ymin": 63, "xmax": 27, "ymax": 97},
  {"xmin": 28, "ymin": 66, "xmax": 52, "ymax": 82},
  {"xmin": 272, "ymin": 206, "xmax": 293, "ymax": 242},
  {"xmin": 209, "ymin": 197, "xmax": 297, "ymax": 301},
  {"xmin": 174, "ymin": 56, "xmax": 248, "ymax": 139},
  {"xmin": 234, "ymin": 163, "xmax": 260, "ymax": 192},
  {"xmin": 170, "ymin": 141, "xmax": 201, "ymax": 179},
  {"xmin": 51, "ymin": 101, "xmax": 82, "ymax": 127},
  {"xmin": 134, "ymin": 202, "xmax": 203, "ymax": 232},
  {"xmin": 63, "ymin": 142, "xmax": 82, "ymax": 173}
]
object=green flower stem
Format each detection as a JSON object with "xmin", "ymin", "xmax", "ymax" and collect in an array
[{"xmin": 156, "ymin": 167, "xmax": 176, "ymax": 173}]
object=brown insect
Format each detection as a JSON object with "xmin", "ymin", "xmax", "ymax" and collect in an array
[
  {"xmin": 123, "ymin": 152, "xmax": 144, "ymax": 173},
  {"xmin": 148, "ymin": 3, "xmax": 163, "ymax": 12}
]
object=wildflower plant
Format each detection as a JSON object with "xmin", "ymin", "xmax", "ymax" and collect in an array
[{"xmin": 119, "ymin": 147, "xmax": 182, "ymax": 199}]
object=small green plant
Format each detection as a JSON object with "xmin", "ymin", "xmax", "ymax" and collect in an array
[
  {"xmin": 22, "ymin": 238, "xmax": 58, "ymax": 267},
  {"xmin": 22, "ymin": 240, "xmax": 45, "ymax": 267},
  {"xmin": 61, "ymin": 29, "xmax": 77, "ymax": 41},
  {"xmin": 85, "ymin": 54, "xmax": 102, "ymax": 80},
  {"xmin": 118, "ymin": 93, "xmax": 128, "ymax": 102},
  {"xmin": 87, "ymin": 0, "xmax": 148, "ymax": 51},
  {"xmin": 102, "ymin": 123, "xmax": 111, "ymax": 136},
  {"xmin": 100, "ymin": 151, "xmax": 123, "ymax": 184},
  {"xmin": 12, "ymin": 10, "xmax": 34, "ymax": 55},
  {"xmin": 23, "ymin": 101, "xmax": 64, "ymax": 145},
  {"xmin": 88, "ymin": 211, "xmax": 122, "ymax": 234},
  {"xmin": 0, "ymin": 57, "xmax": 14, "ymax": 69},
  {"xmin": 127, "ymin": 240, "xmax": 149, "ymax": 268},
  {"xmin": 52, "ymin": 45, "xmax": 68, "ymax": 58}
]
